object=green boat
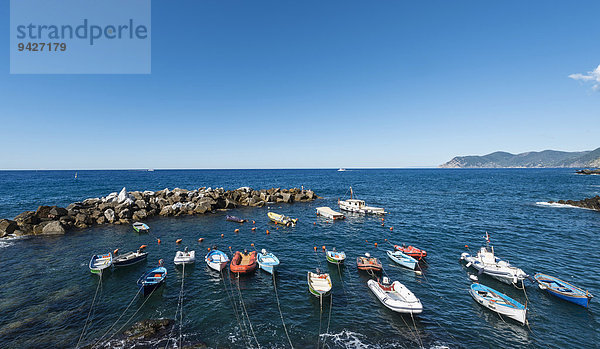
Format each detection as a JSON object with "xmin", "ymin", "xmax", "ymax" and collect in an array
[
  {"xmin": 89, "ymin": 253, "xmax": 113, "ymax": 274},
  {"xmin": 326, "ymin": 249, "xmax": 346, "ymax": 264},
  {"xmin": 133, "ymin": 222, "xmax": 150, "ymax": 233},
  {"xmin": 308, "ymin": 270, "xmax": 332, "ymax": 297}
]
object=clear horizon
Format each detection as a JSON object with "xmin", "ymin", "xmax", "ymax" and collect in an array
[{"xmin": 2, "ymin": 1, "xmax": 599, "ymax": 169}]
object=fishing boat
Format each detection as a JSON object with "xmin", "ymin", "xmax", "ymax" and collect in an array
[
  {"xmin": 137, "ymin": 260, "xmax": 167, "ymax": 296},
  {"xmin": 386, "ymin": 250, "xmax": 417, "ymax": 270},
  {"xmin": 469, "ymin": 283, "xmax": 527, "ymax": 325},
  {"xmin": 267, "ymin": 212, "xmax": 298, "ymax": 226},
  {"xmin": 226, "ymin": 215, "xmax": 247, "ymax": 223},
  {"xmin": 205, "ymin": 248, "xmax": 229, "ymax": 272},
  {"xmin": 337, "ymin": 168, "xmax": 346, "ymax": 172},
  {"xmin": 534, "ymin": 273, "xmax": 594, "ymax": 308},
  {"xmin": 316, "ymin": 207, "xmax": 345, "ymax": 220},
  {"xmin": 89, "ymin": 253, "xmax": 113, "ymax": 274},
  {"xmin": 338, "ymin": 187, "xmax": 385, "ymax": 215},
  {"xmin": 230, "ymin": 250, "xmax": 257, "ymax": 274},
  {"xmin": 460, "ymin": 234, "xmax": 528, "ymax": 286},
  {"xmin": 356, "ymin": 253, "xmax": 383, "ymax": 272},
  {"xmin": 132, "ymin": 222, "xmax": 149, "ymax": 233},
  {"xmin": 326, "ymin": 249, "xmax": 346, "ymax": 264},
  {"xmin": 367, "ymin": 277, "xmax": 423, "ymax": 314},
  {"xmin": 174, "ymin": 247, "xmax": 196, "ymax": 265},
  {"xmin": 394, "ymin": 244, "xmax": 427, "ymax": 260},
  {"xmin": 307, "ymin": 269, "xmax": 332, "ymax": 297},
  {"xmin": 257, "ymin": 249, "xmax": 280, "ymax": 274},
  {"xmin": 113, "ymin": 247, "xmax": 148, "ymax": 267}
]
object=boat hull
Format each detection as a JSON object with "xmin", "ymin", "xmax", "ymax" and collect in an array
[
  {"xmin": 174, "ymin": 251, "xmax": 196, "ymax": 265},
  {"xmin": 205, "ymin": 250, "xmax": 229, "ymax": 272},
  {"xmin": 469, "ymin": 283, "xmax": 527, "ymax": 325},
  {"xmin": 534, "ymin": 273, "xmax": 593, "ymax": 308},
  {"xmin": 386, "ymin": 250, "xmax": 417, "ymax": 270},
  {"xmin": 461, "ymin": 252, "xmax": 527, "ymax": 286},
  {"xmin": 367, "ymin": 280, "xmax": 422, "ymax": 314},
  {"xmin": 356, "ymin": 256, "xmax": 382, "ymax": 272},
  {"xmin": 230, "ymin": 251, "xmax": 257, "ymax": 274},
  {"xmin": 137, "ymin": 266, "xmax": 167, "ymax": 297},
  {"xmin": 307, "ymin": 272, "xmax": 332, "ymax": 297},
  {"xmin": 257, "ymin": 252, "xmax": 280, "ymax": 275},
  {"xmin": 326, "ymin": 250, "xmax": 346, "ymax": 264},
  {"xmin": 114, "ymin": 252, "xmax": 148, "ymax": 267}
]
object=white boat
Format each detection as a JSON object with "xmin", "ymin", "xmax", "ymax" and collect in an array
[
  {"xmin": 308, "ymin": 270, "xmax": 332, "ymax": 297},
  {"xmin": 338, "ymin": 187, "xmax": 385, "ymax": 215},
  {"xmin": 386, "ymin": 250, "xmax": 417, "ymax": 270},
  {"xmin": 469, "ymin": 283, "xmax": 527, "ymax": 325},
  {"xmin": 316, "ymin": 207, "xmax": 345, "ymax": 220},
  {"xmin": 460, "ymin": 236, "xmax": 528, "ymax": 286},
  {"xmin": 367, "ymin": 277, "xmax": 422, "ymax": 314},
  {"xmin": 205, "ymin": 248, "xmax": 229, "ymax": 271},
  {"xmin": 257, "ymin": 249, "xmax": 280, "ymax": 274},
  {"xmin": 337, "ymin": 168, "xmax": 346, "ymax": 172},
  {"xmin": 174, "ymin": 248, "xmax": 195, "ymax": 265}
]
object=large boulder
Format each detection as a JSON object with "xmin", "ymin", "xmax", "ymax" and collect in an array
[
  {"xmin": 41, "ymin": 221, "xmax": 65, "ymax": 235},
  {"xmin": 104, "ymin": 209, "xmax": 116, "ymax": 223},
  {"xmin": 132, "ymin": 209, "xmax": 148, "ymax": 221},
  {"xmin": 193, "ymin": 202, "xmax": 211, "ymax": 214},
  {"xmin": 118, "ymin": 208, "xmax": 132, "ymax": 219},
  {"xmin": 49, "ymin": 206, "xmax": 68, "ymax": 218},
  {"xmin": 33, "ymin": 221, "xmax": 52, "ymax": 234},
  {"xmin": 83, "ymin": 198, "xmax": 101, "ymax": 206},
  {"xmin": 75, "ymin": 213, "xmax": 89, "ymax": 228},
  {"xmin": 134, "ymin": 200, "xmax": 147, "ymax": 209},
  {"xmin": 14, "ymin": 211, "xmax": 39, "ymax": 226},
  {"xmin": 0, "ymin": 219, "xmax": 18, "ymax": 237},
  {"xmin": 35, "ymin": 206, "xmax": 54, "ymax": 221}
]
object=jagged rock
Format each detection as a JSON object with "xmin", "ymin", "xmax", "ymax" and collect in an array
[
  {"xmin": 75, "ymin": 213, "xmax": 89, "ymax": 228},
  {"xmin": 83, "ymin": 198, "xmax": 100, "ymax": 206},
  {"xmin": 117, "ymin": 187, "xmax": 128, "ymax": 203},
  {"xmin": 35, "ymin": 206, "xmax": 54, "ymax": 221},
  {"xmin": 159, "ymin": 206, "xmax": 172, "ymax": 216},
  {"xmin": 118, "ymin": 208, "xmax": 132, "ymax": 219},
  {"xmin": 14, "ymin": 211, "xmax": 39, "ymax": 226},
  {"xmin": 131, "ymin": 191, "xmax": 143, "ymax": 201},
  {"xmin": 104, "ymin": 192, "xmax": 118, "ymax": 202},
  {"xmin": 96, "ymin": 216, "xmax": 106, "ymax": 225},
  {"xmin": 41, "ymin": 221, "xmax": 65, "ymax": 235},
  {"xmin": 104, "ymin": 209, "xmax": 115, "ymax": 223},
  {"xmin": 33, "ymin": 221, "xmax": 51, "ymax": 234},
  {"xmin": 193, "ymin": 202, "xmax": 211, "ymax": 214},
  {"xmin": 18, "ymin": 224, "xmax": 34, "ymax": 235},
  {"xmin": 132, "ymin": 209, "xmax": 148, "ymax": 221},
  {"xmin": 0, "ymin": 219, "xmax": 18, "ymax": 237},
  {"xmin": 124, "ymin": 318, "xmax": 174, "ymax": 340},
  {"xmin": 135, "ymin": 200, "xmax": 147, "ymax": 209},
  {"xmin": 281, "ymin": 193, "xmax": 292, "ymax": 203},
  {"xmin": 49, "ymin": 206, "xmax": 68, "ymax": 218}
]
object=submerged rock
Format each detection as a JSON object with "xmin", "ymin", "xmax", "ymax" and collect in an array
[
  {"xmin": 0, "ymin": 219, "xmax": 18, "ymax": 237},
  {"xmin": 550, "ymin": 195, "xmax": 600, "ymax": 211}
]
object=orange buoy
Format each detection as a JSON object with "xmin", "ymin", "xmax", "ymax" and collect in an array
[
  {"xmin": 384, "ymin": 239, "xmax": 388, "ymax": 241},
  {"xmin": 274, "ymin": 221, "xmax": 277, "ymax": 225},
  {"xmin": 140, "ymin": 245, "xmax": 147, "ymax": 249},
  {"xmin": 113, "ymin": 248, "xmax": 119, "ymax": 255},
  {"xmin": 390, "ymin": 227, "xmax": 393, "ymax": 231},
  {"xmin": 207, "ymin": 247, "xmax": 211, "ymax": 251},
  {"xmin": 381, "ymin": 217, "xmax": 384, "ymax": 221},
  {"xmin": 252, "ymin": 227, "xmax": 256, "ymax": 231},
  {"xmin": 234, "ymin": 229, "xmax": 239, "ymax": 233},
  {"xmin": 251, "ymin": 243, "xmax": 254, "ymax": 247},
  {"xmin": 252, "ymin": 220, "xmax": 255, "ymax": 224},
  {"xmin": 266, "ymin": 230, "xmax": 270, "ymax": 235},
  {"xmin": 198, "ymin": 238, "xmax": 204, "ymax": 242},
  {"xmin": 365, "ymin": 240, "xmax": 368, "ymax": 243},
  {"xmin": 465, "ymin": 245, "xmax": 469, "ymax": 248},
  {"xmin": 221, "ymin": 234, "xmax": 224, "ymax": 238},
  {"xmin": 157, "ymin": 239, "xmax": 161, "ymax": 244},
  {"xmin": 176, "ymin": 239, "xmax": 182, "ymax": 244},
  {"xmin": 374, "ymin": 242, "xmax": 378, "ymax": 247},
  {"xmin": 276, "ymin": 227, "xmax": 279, "ymax": 230},
  {"xmin": 313, "ymin": 222, "xmax": 316, "ymax": 225},
  {"xmin": 313, "ymin": 246, "xmax": 317, "ymax": 251},
  {"xmin": 322, "ymin": 246, "xmax": 326, "ymax": 251}
]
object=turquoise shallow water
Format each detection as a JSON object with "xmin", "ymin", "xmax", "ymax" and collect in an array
[{"xmin": 0, "ymin": 169, "xmax": 598, "ymax": 348}]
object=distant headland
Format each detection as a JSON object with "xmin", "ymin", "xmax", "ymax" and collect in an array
[{"xmin": 440, "ymin": 147, "xmax": 600, "ymax": 168}]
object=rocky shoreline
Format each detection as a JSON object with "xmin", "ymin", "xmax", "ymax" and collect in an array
[
  {"xmin": 548, "ymin": 195, "xmax": 600, "ymax": 211},
  {"xmin": 0, "ymin": 187, "xmax": 318, "ymax": 238},
  {"xmin": 575, "ymin": 169, "xmax": 600, "ymax": 175}
]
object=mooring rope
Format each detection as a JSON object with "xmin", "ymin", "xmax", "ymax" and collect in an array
[
  {"xmin": 76, "ymin": 275, "xmax": 103, "ymax": 348},
  {"xmin": 164, "ymin": 263, "xmax": 186, "ymax": 349},
  {"xmin": 272, "ymin": 275, "xmax": 294, "ymax": 348},
  {"xmin": 91, "ymin": 287, "xmax": 142, "ymax": 348},
  {"xmin": 101, "ymin": 282, "xmax": 159, "ymax": 346},
  {"xmin": 326, "ymin": 293, "xmax": 332, "ymax": 334},
  {"xmin": 235, "ymin": 276, "xmax": 260, "ymax": 348},
  {"xmin": 316, "ymin": 295, "xmax": 323, "ymax": 349}
]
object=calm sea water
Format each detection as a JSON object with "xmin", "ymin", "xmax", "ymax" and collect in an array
[{"xmin": 0, "ymin": 169, "xmax": 598, "ymax": 349}]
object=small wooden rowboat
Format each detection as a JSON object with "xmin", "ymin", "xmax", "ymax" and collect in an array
[
  {"xmin": 356, "ymin": 253, "xmax": 382, "ymax": 272},
  {"xmin": 534, "ymin": 273, "xmax": 594, "ymax": 308},
  {"xmin": 267, "ymin": 212, "xmax": 298, "ymax": 226},
  {"xmin": 394, "ymin": 244, "xmax": 427, "ymax": 260},
  {"xmin": 308, "ymin": 270, "xmax": 332, "ymax": 297},
  {"xmin": 114, "ymin": 247, "xmax": 147, "ymax": 267},
  {"xmin": 132, "ymin": 222, "xmax": 149, "ymax": 233},
  {"xmin": 89, "ymin": 253, "xmax": 112, "ymax": 274},
  {"xmin": 257, "ymin": 249, "xmax": 280, "ymax": 275},
  {"xmin": 230, "ymin": 250, "xmax": 257, "ymax": 274},
  {"xmin": 137, "ymin": 260, "xmax": 167, "ymax": 296},
  {"xmin": 226, "ymin": 215, "xmax": 247, "ymax": 223},
  {"xmin": 174, "ymin": 248, "xmax": 196, "ymax": 265},
  {"xmin": 205, "ymin": 249, "xmax": 229, "ymax": 272},
  {"xmin": 326, "ymin": 249, "xmax": 346, "ymax": 264},
  {"xmin": 386, "ymin": 250, "xmax": 417, "ymax": 270},
  {"xmin": 469, "ymin": 283, "xmax": 527, "ymax": 325},
  {"xmin": 368, "ymin": 277, "xmax": 422, "ymax": 314}
]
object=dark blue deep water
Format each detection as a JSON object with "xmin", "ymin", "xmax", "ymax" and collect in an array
[{"xmin": 0, "ymin": 169, "xmax": 598, "ymax": 348}]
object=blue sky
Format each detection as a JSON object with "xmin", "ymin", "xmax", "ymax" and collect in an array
[{"xmin": 1, "ymin": 0, "xmax": 599, "ymax": 169}]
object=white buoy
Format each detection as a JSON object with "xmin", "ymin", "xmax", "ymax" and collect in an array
[
  {"xmin": 415, "ymin": 270, "xmax": 422, "ymax": 275},
  {"xmin": 465, "ymin": 262, "xmax": 472, "ymax": 268},
  {"xmin": 469, "ymin": 275, "xmax": 478, "ymax": 282}
]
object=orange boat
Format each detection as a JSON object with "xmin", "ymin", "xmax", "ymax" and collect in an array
[
  {"xmin": 356, "ymin": 253, "xmax": 383, "ymax": 272},
  {"xmin": 230, "ymin": 250, "xmax": 257, "ymax": 274},
  {"xmin": 394, "ymin": 244, "xmax": 427, "ymax": 260}
]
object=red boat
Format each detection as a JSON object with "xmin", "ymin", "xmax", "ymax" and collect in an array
[
  {"xmin": 230, "ymin": 250, "xmax": 257, "ymax": 274},
  {"xmin": 356, "ymin": 253, "xmax": 383, "ymax": 272},
  {"xmin": 394, "ymin": 244, "xmax": 427, "ymax": 260}
]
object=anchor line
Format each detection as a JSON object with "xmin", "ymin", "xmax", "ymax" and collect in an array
[
  {"xmin": 316, "ymin": 295, "xmax": 323, "ymax": 349},
  {"xmin": 234, "ymin": 276, "xmax": 260, "ymax": 348},
  {"xmin": 326, "ymin": 294, "xmax": 332, "ymax": 334},
  {"xmin": 101, "ymin": 281, "xmax": 160, "ymax": 346},
  {"xmin": 272, "ymin": 275, "xmax": 294, "ymax": 348},
  {"xmin": 221, "ymin": 269, "xmax": 250, "ymax": 347},
  {"xmin": 92, "ymin": 287, "xmax": 142, "ymax": 348},
  {"xmin": 76, "ymin": 275, "xmax": 103, "ymax": 348},
  {"xmin": 164, "ymin": 263, "xmax": 186, "ymax": 349}
]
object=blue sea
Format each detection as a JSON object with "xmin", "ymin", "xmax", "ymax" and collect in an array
[{"xmin": 0, "ymin": 169, "xmax": 598, "ymax": 348}]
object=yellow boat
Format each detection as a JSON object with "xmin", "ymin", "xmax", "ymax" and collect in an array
[{"xmin": 267, "ymin": 212, "xmax": 298, "ymax": 226}]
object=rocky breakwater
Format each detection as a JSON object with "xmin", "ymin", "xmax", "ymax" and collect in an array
[
  {"xmin": 0, "ymin": 186, "xmax": 318, "ymax": 238},
  {"xmin": 575, "ymin": 169, "xmax": 600, "ymax": 175},
  {"xmin": 548, "ymin": 196, "xmax": 600, "ymax": 211}
]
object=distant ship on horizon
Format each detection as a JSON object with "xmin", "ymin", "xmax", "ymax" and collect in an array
[{"xmin": 337, "ymin": 168, "xmax": 346, "ymax": 172}]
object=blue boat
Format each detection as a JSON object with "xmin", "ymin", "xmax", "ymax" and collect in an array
[
  {"xmin": 137, "ymin": 260, "xmax": 167, "ymax": 296},
  {"xmin": 205, "ymin": 249, "xmax": 230, "ymax": 272},
  {"xmin": 534, "ymin": 273, "xmax": 594, "ymax": 308},
  {"xmin": 257, "ymin": 249, "xmax": 280, "ymax": 274},
  {"xmin": 386, "ymin": 250, "xmax": 417, "ymax": 270}
]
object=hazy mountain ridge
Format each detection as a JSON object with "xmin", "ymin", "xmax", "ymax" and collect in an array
[{"xmin": 440, "ymin": 148, "xmax": 600, "ymax": 168}]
